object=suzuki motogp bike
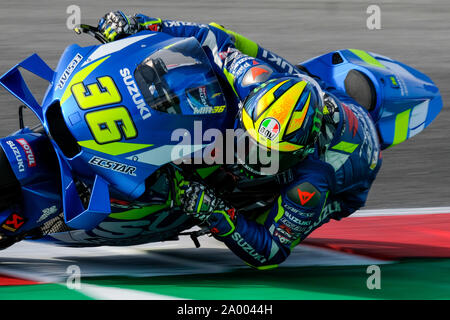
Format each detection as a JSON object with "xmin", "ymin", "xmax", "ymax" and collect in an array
[{"xmin": 0, "ymin": 24, "xmax": 442, "ymax": 250}]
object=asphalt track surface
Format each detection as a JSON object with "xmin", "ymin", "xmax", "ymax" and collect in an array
[
  {"xmin": 0, "ymin": 0, "xmax": 450, "ymax": 301},
  {"xmin": 0, "ymin": 209, "xmax": 449, "ymax": 299}
]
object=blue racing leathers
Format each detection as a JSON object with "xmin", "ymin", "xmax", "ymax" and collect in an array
[{"xmin": 136, "ymin": 15, "xmax": 382, "ymax": 268}]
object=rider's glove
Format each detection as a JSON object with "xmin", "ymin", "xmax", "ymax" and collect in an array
[
  {"xmin": 98, "ymin": 11, "xmax": 162, "ymax": 42},
  {"xmin": 181, "ymin": 182, "xmax": 236, "ymax": 237},
  {"xmin": 98, "ymin": 11, "xmax": 139, "ymax": 42},
  {"xmin": 181, "ymin": 183, "xmax": 223, "ymax": 221}
]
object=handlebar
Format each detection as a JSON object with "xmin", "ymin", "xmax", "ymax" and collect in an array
[{"xmin": 73, "ymin": 24, "xmax": 108, "ymax": 44}]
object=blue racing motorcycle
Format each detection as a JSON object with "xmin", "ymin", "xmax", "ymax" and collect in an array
[{"xmin": 0, "ymin": 24, "xmax": 442, "ymax": 249}]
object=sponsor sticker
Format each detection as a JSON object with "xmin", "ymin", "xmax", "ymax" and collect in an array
[
  {"xmin": 297, "ymin": 188, "xmax": 316, "ymax": 206},
  {"xmin": 57, "ymin": 53, "xmax": 83, "ymax": 90},
  {"xmin": 88, "ymin": 156, "xmax": 137, "ymax": 176},
  {"xmin": 1, "ymin": 213, "xmax": 26, "ymax": 232},
  {"xmin": 187, "ymin": 86, "xmax": 226, "ymax": 114},
  {"xmin": 287, "ymin": 182, "xmax": 321, "ymax": 208},
  {"xmin": 163, "ymin": 20, "xmax": 208, "ymax": 28},
  {"xmin": 231, "ymin": 232, "xmax": 267, "ymax": 264},
  {"xmin": 15, "ymin": 138, "xmax": 36, "ymax": 167},
  {"xmin": 5, "ymin": 140, "xmax": 25, "ymax": 173},
  {"xmin": 302, "ymin": 201, "xmax": 341, "ymax": 235},
  {"xmin": 120, "ymin": 67, "xmax": 152, "ymax": 120},
  {"xmin": 261, "ymin": 49, "xmax": 303, "ymax": 76},
  {"xmin": 258, "ymin": 118, "xmax": 280, "ymax": 140},
  {"xmin": 274, "ymin": 224, "xmax": 299, "ymax": 245},
  {"xmin": 37, "ymin": 205, "xmax": 59, "ymax": 223}
]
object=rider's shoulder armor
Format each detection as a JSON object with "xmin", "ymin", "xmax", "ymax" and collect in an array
[{"xmin": 314, "ymin": 91, "xmax": 382, "ymax": 192}]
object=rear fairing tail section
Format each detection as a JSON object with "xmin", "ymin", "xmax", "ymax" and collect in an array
[{"xmin": 301, "ymin": 49, "xmax": 443, "ymax": 149}]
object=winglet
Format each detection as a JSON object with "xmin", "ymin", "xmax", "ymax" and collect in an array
[
  {"xmin": 0, "ymin": 54, "xmax": 55, "ymax": 122},
  {"xmin": 64, "ymin": 174, "xmax": 111, "ymax": 230}
]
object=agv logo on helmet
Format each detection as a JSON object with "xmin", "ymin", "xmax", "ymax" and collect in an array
[{"xmin": 258, "ymin": 117, "xmax": 280, "ymax": 141}]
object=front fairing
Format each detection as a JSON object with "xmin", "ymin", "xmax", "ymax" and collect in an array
[
  {"xmin": 44, "ymin": 31, "xmax": 228, "ymax": 194},
  {"xmin": 44, "ymin": 31, "xmax": 228, "ymax": 230},
  {"xmin": 0, "ymin": 31, "xmax": 230, "ymax": 231}
]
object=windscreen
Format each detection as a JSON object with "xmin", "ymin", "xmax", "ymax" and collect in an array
[{"xmin": 134, "ymin": 37, "xmax": 226, "ymax": 115}]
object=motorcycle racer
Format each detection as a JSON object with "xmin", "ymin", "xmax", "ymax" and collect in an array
[{"xmin": 97, "ymin": 11, "xmax": 382, "ymax": 269}]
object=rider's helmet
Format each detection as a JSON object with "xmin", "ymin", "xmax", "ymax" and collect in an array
[{"xmin": 235, "ymin": 75, "xmax": 325, "ymax": 175}]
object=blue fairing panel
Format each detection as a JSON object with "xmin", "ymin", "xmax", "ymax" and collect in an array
[
  {"xmin": 0, "ymin": 131, "xmax": 62, "ymax": 235},
  {"xmin": 0, "ymin": 54, "xmax": 55, "ymax": 123}
]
